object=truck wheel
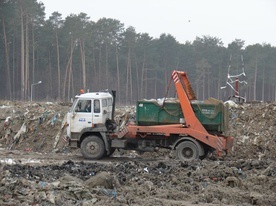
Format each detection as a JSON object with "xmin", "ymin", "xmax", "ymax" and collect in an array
[
  {"xmin": 199, "ymin": 147, "xmax": 209, "ymax": 160},
  {"xmin": 176, "ymin": 141, "xmax": 199, "ymax": 161},
  {"xmin": 81, "ymin": 136, "xmax": 105, "ymax": 160}
]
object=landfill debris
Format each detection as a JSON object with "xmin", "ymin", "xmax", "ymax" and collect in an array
[
  {"xmin": 0, "ymin": 101, "xmax": 69, "ymax": 152},
  {"xmin": 0, "ymin": 100, "xmax": 275, "ymax": 205}
]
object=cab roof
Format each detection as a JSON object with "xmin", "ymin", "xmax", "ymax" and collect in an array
[{"xmin": 75, "ymin": 92, "xmax": 112, "ymax": 99}]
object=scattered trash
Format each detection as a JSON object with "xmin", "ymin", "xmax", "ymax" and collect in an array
[
  {"xmin": 224, "ymin": 100, "xmax": 238, "ymax": 108},
  {"xmin": 51, "ymin": 114, "xmax": 57, "ymax": 126},
  {"xmin": 100, "ymin": 187, "xmax": 117, "ymax": 198},
  {"xmin": 3, "ymin": 116, "xmax": 12, "ymax": 129}
]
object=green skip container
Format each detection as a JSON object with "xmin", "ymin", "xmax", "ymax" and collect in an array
[{"xmin": 136, "ymin": 98, "xmax": 228, "ymax": 133}]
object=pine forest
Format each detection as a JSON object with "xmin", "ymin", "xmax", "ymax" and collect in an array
[{"xmin": 0, "ymin": 0, "xmax": 275, "ymax": 104}]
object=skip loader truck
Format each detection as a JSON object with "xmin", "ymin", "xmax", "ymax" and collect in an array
[{"xmin": 67, "ymin": 70, "xmax": 234, "ymax": 161}]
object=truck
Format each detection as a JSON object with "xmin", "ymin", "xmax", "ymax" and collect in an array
[{"xmin": 66, "ymin": 70, "xmax": 234, "ymax": 161}]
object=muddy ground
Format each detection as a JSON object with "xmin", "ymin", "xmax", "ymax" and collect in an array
[{"xmin": 0, "ymin": 100, "xmax": 275, "ymax": 206}]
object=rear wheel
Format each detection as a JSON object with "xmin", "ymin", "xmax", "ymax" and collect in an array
[
  {"xmin": 81, "ymin": 136, "xmax": 105, "ymax": 159},
  {"xmin": 199, "ymin": 146, "xmax": 209, "ymax": 160},
  {"xmin": 176, "ymin": 141, "xmax": 199, "ymax": 161}
]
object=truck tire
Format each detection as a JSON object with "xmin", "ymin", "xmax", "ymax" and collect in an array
[
  {"xmin": 81, "ymin": 136, "xmax": 105, "ymax": 160},
  {"xmin": 199, "ymin": 147, "xmax": 210, "ymax": 160},
  {"xmin": 176, "ymin": 141, "xmax": 199, "ymax": 161}
]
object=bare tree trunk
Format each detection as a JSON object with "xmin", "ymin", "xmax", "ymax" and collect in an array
[
  {"xmin": 67, "ymin": 36, "xmax": 75, "ymax": 102},
  {"xmin": 207, "ymin": 68, "xmax": 210, "ymax": 98},
  {"xmin": 92, "ymin": 47, "xmax": 97, "ymax": 89},
  {"xmin": 71, "ymin": 68, "xmax": 75, "ymax": 100},
  {"xmin": 67, "ymin": 54, "xmax": 72, "ymax": 102},
  {"xmin": 48, "ymin": 53, "xmax": 52, "ymax": 100},
  {"xmin": 247, "ymin": 81, "xmax": 250, "ymax": 101},
  {"xmin": 20, "ymin": 4, "xmax": 25, "ymax": 100},
  {"xmin": 274, "ymin": 85, "xmax": 276, "ymax": 102},
  {"xmin": 98, "ymin": 45, "xmax": 102, "ymax": 90},
  {"xmin": 250, "ymin": 79, "xmax": 253, "ymax": 101},
  {"xmin": 254, "ymin": 57, "xmax": 258, "ymax": 101},
  {"xmin": 141, "ymin": 52, "xmax": 145, "ymax": 99},
  {"xmin": 217, "ymin": 64, "xmax": 221, "ymax": 99},
  {"xmin": 62, "ymin": 60, "xmax": 69, "ymax": 101},
  {"xmin": 2, "ymin": 18, "xmax": 12, "ymax": 99},
  {"xmin": 32, "ymin": 22, "xmax": 35, "ymax": 90},
  {"xmin": 145, "ymin": 68, "xmax": 149, "ymax": 98},
  {"xmin": 262, "ymin": 66, "xmax": 265, "ymax": 101},
  {"xmin": 274, "ymin": 70, "xmax": 276, "ymax": 101},
  {"xmin": 12, "ymin": 34, "xmax": 15, "ymax": 100},
  {"xmin": 130, "ymin": 54, "xmax": 133, "ymax": 104},
  {"xmin": 134, "ymin": 53, "xmax": 139, "ymax": 100},
  {"xmin": 164, "ymin": 72, "xmax": 167, "ymax": 98},
  {"xmin": 25, "ymin": 14, "xmax": 29, "ymax": 100},
  {"xmin": 154, "ymin": 69, "xmax": 157, "ymax": 98},
  {"xmin": 196, "ymin": 81, "xmax": 199, "ymax": 100},
  {"xmin": 105, "ymin": 43, "xmax": 109, "ymax": 88},
  {"xmin": 62, "ymin": 36, "xmax": 75, "ymax": 101},
  {"xmin": 55, "ymin": 29, "xmax": 61, "ymax": 100},
  {"xmin": 80, "ymin": 39, "xmax": 86, "ymax": 90},
  {"xmin": 202, "ymin": 72, "xmax": 205, "ymax": 100},
  {"xmin": 115, "ymin": 45, "xmax": 120, "ymax": 103},
  {"xmin": 126, "ymin": 47, "xmax": 131, "ymax": 104}
]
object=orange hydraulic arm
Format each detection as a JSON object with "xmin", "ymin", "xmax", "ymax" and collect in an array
[
  {"xmin": 172, "ymin": 70, "xmax": 207, "ymax": 132},
  {"xmin": 173, "ymin": 70, "xmax": 197, "ymax": 100},
  {"xmin": 171, "ymin": 70, "xmax": 233, "ymax": 155}
]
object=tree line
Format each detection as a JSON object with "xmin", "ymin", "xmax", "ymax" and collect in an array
[{"xmin": 1, "ymin": 0, "xmax": 275, "ymax": 104}]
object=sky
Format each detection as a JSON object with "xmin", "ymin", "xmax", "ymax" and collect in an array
[{"xmin": 41, "ymin": 0, "xmax": 276, "ymax": 47}]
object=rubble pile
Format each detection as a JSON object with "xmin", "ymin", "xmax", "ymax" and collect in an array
[
  {"xmin": 0, "ymin": 100, "xmax": 275, "ymax": 205},
  {"xmin": 0, "ymin": 101, "xmax": 69, "ymax": 152},
  {"xmin": 227, "ymin": 102, "xmax": 276, "ymax": 161}
]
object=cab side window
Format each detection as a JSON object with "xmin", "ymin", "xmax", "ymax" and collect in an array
[
  {"xmin": 102, "ymin": 99, "xmax": 107, "ymax": 107},
  {"xmin": 94, "ymin": 99, "xmax": 100, "ymax": 113},
  {"xmin": 75, "ymin": 100, "xmax": 91, "ymax": 112},
  {"xmin": 107, "ymin": 98, "xmax": 112, "ymax": 106}
]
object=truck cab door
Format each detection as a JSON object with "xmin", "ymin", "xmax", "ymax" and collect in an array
[
  {"xmin": 69, "ymin": 99, "xmax": 93, "ymax": 133},
  {"xmin": 92, "ymin": 98, "xmax": 112, "ymax": 124},
  {"xmin": 92, "ymin": 99, "xmax": 102, "ymax": 124}
]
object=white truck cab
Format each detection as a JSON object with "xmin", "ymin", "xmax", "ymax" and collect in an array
[{"xmin": 67, "ymin": 91, "xmax": 113, "ymax": 139}]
